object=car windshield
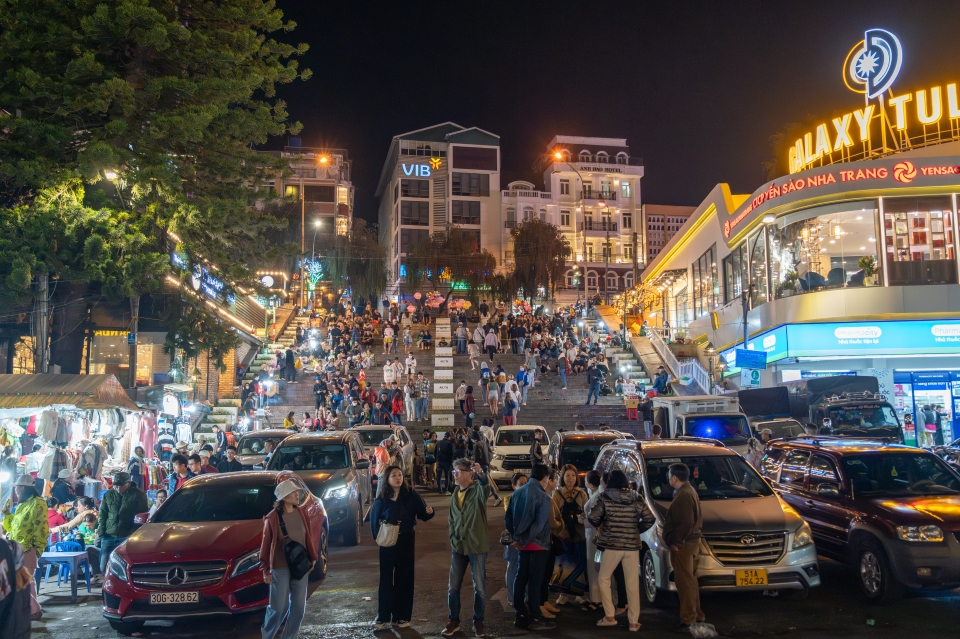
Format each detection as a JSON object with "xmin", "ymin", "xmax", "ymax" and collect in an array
[
  {"xmin": 496, "ymin": 429, "xmax": 542, "ymax": 446},
  {"xmin": 844, "ymin": 453, "xmax": 960, "ymax": 496},
  {"xmin": 238, "ymin": 436, "xmax": 279, "ymax": 456},
  {"xmin": 684, "ymin": 415, "xmax": 751, "ymax": 441},
  {"xmin": 645, "ymin": 455, "xmax": 773, "ymax": 501},
  {"xmin": 824, "ymin": 405, "xmax": 901, "ymax": 436},
  {"xmin": 152, "ymin": 482, "xmax": 277, "ymax": 522},
  {"xmin": 756, "ymin": 420, "xmax": 805, "ymax": 439},
  {"xmin": 355, "ymin": 430, "xmax": 396, "ymax": 446},
  {"xmin": 561, "ymin": 442, "xmax": 617, "ymax": 472},
  {"xmin": 268, "ymin": 444, "xmax": 349, "ymax": 471}
]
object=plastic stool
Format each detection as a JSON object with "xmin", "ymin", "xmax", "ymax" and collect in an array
[{"xmin": 626, "ymin": 407, "xmax": 639, "ymax": 420}]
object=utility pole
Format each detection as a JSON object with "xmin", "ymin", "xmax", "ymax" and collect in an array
[
  {"xmin": 34, "ymin": 273, "xmax": 49, "ymax": 373},
  {"xmin": 604, "ymin": 227, "xmax": 610, "ymax": 305},
  {"xmin": 300, "ymin": 176, "xmax": 305, "ymax": 308},
  {"xmin": 128, "ymin": 295, "xmax": 140, "ymax": 388},
  {"xmin": 632, "ymin": 231, "xmax": 639, "ymax": 287}
]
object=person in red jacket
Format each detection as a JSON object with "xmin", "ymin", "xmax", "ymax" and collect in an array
[
  {"xmin": 391, "ymin": 394, "xmax": 404, "ymax": 426},
  {"xmin": 259, "ymin": 480, "xmax": 319, "ymax": 639}
]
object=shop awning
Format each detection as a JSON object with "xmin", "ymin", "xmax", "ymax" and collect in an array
[{"xmin": 0, "ymin": 374, "xmax": 140, "ymax": 411}]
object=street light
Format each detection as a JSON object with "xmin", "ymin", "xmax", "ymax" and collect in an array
[{"xmin": 552, "ymin": 149, "xmax": 587, "ymax": 304}]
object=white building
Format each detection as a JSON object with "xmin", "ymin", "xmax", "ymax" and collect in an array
[
  {"xmin": 376, "ymin": 123, "xmax": 501, "ymax": 292},
  {"xmin": 268, "ymin": 140, "xmax": 354, "ymax": 237}
]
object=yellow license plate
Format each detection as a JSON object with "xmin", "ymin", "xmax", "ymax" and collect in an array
[{"xmin": 735, "ymin": 569, "xmax": 768, "ymax": 586}]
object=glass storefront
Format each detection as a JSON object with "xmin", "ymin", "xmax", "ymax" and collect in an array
[
  {"xmin": 723, "ymin": 243, "xmax": 749, "ymax": 303},
  {"xmin": 748, "ymin": 230, "xmax": 768, "ymax": 306},
  {"xmin": 89, "ymin": 331, "xmax": 158, "ymax": 386},
  {"xmin": 692, "ymin": 244, "xmax": 718, "ymax": 318},
  {"xmin": 883, "ymin": 196, "xmax": 957, "ymax": 285},
  {"xmin": 893, "ymin": 371, "xmax": 959, "ymax": 448}
]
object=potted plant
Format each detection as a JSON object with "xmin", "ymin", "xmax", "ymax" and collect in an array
[
  {"xmin": 780, "ymin": 270, "xmax": 799, "ymax": 297},
  {"xmin": 858, "ymin": 255, "xmax": 877, "ymax": 286}
]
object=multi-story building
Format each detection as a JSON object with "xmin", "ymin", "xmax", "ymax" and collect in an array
[
  {"xmin": 641, "ymin": 204, "xmax": 696, "ymax": 263},
  {"xmin": 376, "ymin": 123, "xmax": 501, "ymax": 292}
]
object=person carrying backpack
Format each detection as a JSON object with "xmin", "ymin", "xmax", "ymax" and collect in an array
[{"xmin": 551, "ymin": 464, "xmax": 588, "ymax": 606}]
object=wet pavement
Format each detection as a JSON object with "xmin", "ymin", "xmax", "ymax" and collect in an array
[{"xmin": 30, "ymin": 489, "xmax": 960, "ymax": 639}]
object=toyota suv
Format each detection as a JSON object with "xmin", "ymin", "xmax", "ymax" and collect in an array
[
  {"xmin": 547, "ymin": 429, "xmax": 627, "ymax": 483},
  {"xmin": 594, "ymin": 438, "xmax": 820, "ymax": 604},
  {"xmin": 489, "ymin": 424, "xmax": 548, "ymax": 488},
  {"xmin": 759, "ymin": 438, "xmax": 960, "ymax": 600}
]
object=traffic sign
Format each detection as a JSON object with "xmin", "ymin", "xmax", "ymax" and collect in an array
[
  {"xmin": 735, "ymin": 349, "xmax": 767, "ymax": 370},
  {"xmin": 740, "ymin": 368, "xmax": 761, "ymax": 388},
  {"xmin": 127, "ymin": 333, "xmax": 137, "ymax": 345}
]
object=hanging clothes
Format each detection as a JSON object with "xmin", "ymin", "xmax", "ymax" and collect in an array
[
  {"xmin": 48, "ymin": 448, "xmax": 70, "ymax": 482},
  {"xmin": 139, "ymin": 414, "xmax": 159, "ymax": 460},
  {"xmin": 38, "ymin": 410, "xmax": 58, "ymax": 441},
  {"xmin": 157, "ymin": 426, "xmax": 175, "ymax": 461},
  {"xmin": 77, "ymin": 442, "xmax": 106, "ymax": 479}
]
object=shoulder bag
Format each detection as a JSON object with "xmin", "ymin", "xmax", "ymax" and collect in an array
[
  {"xmin": 375, "ymin": 501, "xmax": 400, "ymax": 547},
  {"xmin": 277, "ymin": 509, "xmax": 312, "ymax": 580}
]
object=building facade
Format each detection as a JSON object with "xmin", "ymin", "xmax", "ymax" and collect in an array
[
  {"xmin": 641, "ymin": 203, "xmax": 695, "ymax": 264},
  {"xmin": 270, "ymin": 140, "xmax": 354, "ymax": 238},
  {"xmin": 376, "ymin": 123, "xmax": 501, "ymax": 292}
]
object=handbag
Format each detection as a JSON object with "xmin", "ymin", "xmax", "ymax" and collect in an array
[
  {"xmin": 499, "ymin": 530, "xmax": 514, "ymax": 545},
  {"xmin": 277, "ymin": 510, "xmax": 312, "ymax": 580},
  {"xmin": 376, "ymin": 521, "xmax": 400, "ymax": 547}
]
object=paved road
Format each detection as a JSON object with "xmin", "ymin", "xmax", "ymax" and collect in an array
[{"xmin": 30, "ymin": 489, "xmax": 960, "ymax": 639}]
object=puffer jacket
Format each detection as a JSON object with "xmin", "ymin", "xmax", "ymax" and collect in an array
[{"xmin": 587, "ymin": 487, "xmax": 656, "ymax": 551}]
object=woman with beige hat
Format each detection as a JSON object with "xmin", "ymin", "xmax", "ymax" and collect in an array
[{"xmin": 259, "ymin": 479, "xmax": 320, "ymax": 639}]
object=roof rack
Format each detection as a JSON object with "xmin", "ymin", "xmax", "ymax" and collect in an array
[{"xmin": 675, "ymin": 436, "xmax": 727, "ymax": 448}]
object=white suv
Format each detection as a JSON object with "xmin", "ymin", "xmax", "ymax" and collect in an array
[{"xmin": 489, "ymin": 424, "xmax": 548, "ymax": 488}]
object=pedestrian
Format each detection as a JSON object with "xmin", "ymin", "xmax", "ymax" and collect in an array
[
  {"xmin": 530, "ymin": 429, "xmax": 545, "ymax": 468},
  {"xmin": 470, "ymin": 432, "xmax": 502, "ymax": 506},
  {"xmin": 456, "ymin": 380, "xmax": 468, "ymax": 415},
  {"xmin": 213, "ymin": 424, "xmax": 228, "ymax": 456},
  {"xmin": 585, "ymin": 363, "xmax": 602, "ymax": 405},
  {"xmin": 217, "ymin": 445, "xmax": 244, "ymax": 473},
  {"xmin": 581, "ymin": 470, "xmax": 603, "ymax": 612},
  {"xmin": 503, "ymin": 473, "xmax": 528, "ymax": 607},
  {"xmin": 198, "ymin": 450, "xmax": 220, "ymax": 474},
  {"xmin": 1, "ymin": 475, "xmax": 48, "ymax": 620},
  {"xmin": 285, "ymin": 346, "xmax": 298, "ymax": 384},
  {"xmin": 0, "ymin": 533, "xmax": 32, "ymax": 638},
  {"xmin": 125, "ymin": 447, "xmax": 146, "ymax": 490},
  {"xmin": 557, "ymin": 352, "xmax": 568, "ymax": 390},
  {"xmin": 552, "ymin": 464, "xmax": 588, "ymax": 606},
  {"xmin": 663, "ymin": 463, "xmax": 704, "ymax": 632},
  {"xmin": 371, "ymin": 465, "xmax": 435, "ymax": 629},
  {"xmin": 443, "ymin": 459, "xmax": 490, "ymax": 638},
  {"xmin": 416, "ymin": 371, "xmax": 430, "ymax": 422},
  {"xmin": 504, "ymin": 464, "xmax": 555, "ymax": 631},
  {"xmin": 464, "ymin": 385, "xmax": 476, "ymax": 430},
  {"xmin": 404, "ymin": 381, "xmax": 416, "ymax": 423},
  {"xmin": 51, "ymin": 468, "xmax": 77, "ymax": 505},
  {"xmin": 283, "ymin": 411, "xmax": 297, "ymax": 429},
  {"xmin": 435, "ymin": 433, "xmax": 454, "ymax": 494},
  {"xmin": 167, "ymin": 454, "xmax": 195, "ymax": 492},
  {"xmin": 484, "ymin": 328, "xmax": 499, "ymax": 361},
  {"xmin": 486, "ymin": 381, "xmax": 500, "ymax": 418},
  {"xmin": 468, "ymin": 339, "xmax": 480, "ymax": 370},
  {"xmin": 96, "ymin": 471, "xmax": 148, "ymax": 578},
  {"xmin": 587, "ymin": 469, "xmax": 655, "ymax": 631},
  {"xmin": 259, "ymin": 479, "xmax": 320, "ymax": 639}
]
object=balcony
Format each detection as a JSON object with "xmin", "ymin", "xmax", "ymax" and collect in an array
[
  {"xmin": 501, "ymin": 189, "xmax": 552, "ymax": 199},
  {"xmin": 582, "ymin": 191, "xmax": 617, "ymax": 202},
  {"xmin": 581, "ymin": 221, "xmax": 618, "ymax": 232}
]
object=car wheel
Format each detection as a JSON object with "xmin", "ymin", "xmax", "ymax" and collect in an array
[
  {"xmin": 313, "ymin": 527, "xmax": 329, "ymax": 581},
  {"xmin": 108, "ymin": 620, "xmax": 145, "ymax": 636},
  {"xmin": 641, "ymin": 549, "xmax": 662, "ymax": 606},
  {"xmin": 342, "ymin": 502, "xmax": 361, "ymax": 546},
  {"xmin": 857, "ymin": 538, "xmax": 904, "ymax": 601}
]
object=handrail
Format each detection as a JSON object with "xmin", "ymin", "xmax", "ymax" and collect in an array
[{"xmin": 648, "ymin": 328, "xmax": 717, "ymax": 394}]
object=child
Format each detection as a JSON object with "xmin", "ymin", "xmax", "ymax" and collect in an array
[{"xmin": 77, "ymin": 512, "xmax": 98, "ymax": 546}]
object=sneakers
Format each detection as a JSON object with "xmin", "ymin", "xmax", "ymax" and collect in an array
[
  {"xmin": 597, "ymin": 617, "xmax": 618, "ymax": 627},
  {"xmin": 473, "ymin": 621, "xmax": 486, "ymax": 637},
  {"xmin": 528, "ymin": 620, "xmax": 556, "ymax": 631},
  {"xmin": 514, "ymin": 615, "xmax": 529, "ymax": 630},
  {"xmin": 441, "ymin": 620, "xmax": 460, "ymax": 636}
]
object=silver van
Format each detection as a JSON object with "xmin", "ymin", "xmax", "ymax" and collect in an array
[{"xmin": 593, "ymin": 438, "xmax": 821, "ymax": 602}]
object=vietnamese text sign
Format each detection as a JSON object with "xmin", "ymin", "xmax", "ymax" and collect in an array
[
  {"xmin": 735, "ymin": 349, "xmax": 767, "ymax": 370},
  {"xmin": 741, "ymin": 368, "xmax": 761, "ymax": 388},
  {"xmin": 435, "ymin": 357, "xmax": 454, "ymax": 368},
  {"xmin": 434, "ymin": 382, "xmax": 454, "ymax": 394}
]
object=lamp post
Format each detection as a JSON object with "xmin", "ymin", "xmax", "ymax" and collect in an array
[
  {"xmin": 599, "ymin": 197, "xmax": 610, "ymax": 305},
  {"xmin": 705, "ymin": 346, "xmax": 717, "ymax": 395}
]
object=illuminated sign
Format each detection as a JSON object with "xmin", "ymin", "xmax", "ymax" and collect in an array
[
  {"xmin": 845, "ymin": 28, "xmax": 903, "ymax": 99},
  {"xmin": 401, "ymin": 158, "xmax": 442, "ymax": 177}
]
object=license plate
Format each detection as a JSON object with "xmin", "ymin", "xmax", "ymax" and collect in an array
[
  {"xmin": 149, "ymin": 591, "xmax": 200, "ymax": 605},
  {"xmin": 735, "ymin": 569, "xmax": 768, "ymax": 586}
]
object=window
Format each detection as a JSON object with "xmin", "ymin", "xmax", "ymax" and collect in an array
[
  {"xmin": 522, "ymin": 206, "xmax": 533, "ymax": 222},
  {"xmin": 451, "ymin": 172, "xmax": 490, "ymax": 197},
  {"xmin": 596, "ymin": 151, "xmax": 608, "ymax": 164},
  {"xmin": 451, "ymin": 200, "xmax": 481, "ymax": 225},
  {"xmin": 587, "ymin": 271, "xmax": 598, "ymax": 288},
  {"xmin": 605, "ymin": 272, "xmax": 618, "ymax": 290},
  {"xmin": 400, "ymin": 179, "xmax": 429, "ymax": 198},
  {"xmin": 560, "ymin": 210, "xmax": 570, "ymax": 226},
  {"xmin": 748, "ymin": 230, "xmax": 768, "ymax": 306},
  {"xmin": 303, "ymin": 185, "xmax": 335, "ymax": 202},
  {"xmin": 723, "ymin": 243, "xmax": 749, "ymax": 303},
  {"xmin": 622, "ymin": 213, "xmax": 632, "ymax": 229},
  {"xmin": 779, "ymin": 450, "xmax": 810, "ymax": 486},
  {"xmin": 400, "ymin": 228, "xmax": 430, "ymax": 253},
  {"xmin": 283, "ymin": 185, "xmax": 300, "ymax": 199},
  {"xmin": 883, "ymin": 196, "xmax": 957, "ymax": 285},
  {"xmin": 560, "ymin": 179, "xmax": 570, "ymax": 196},
  {"xmin": 692, "ymin": 244, "xmax": 718, "ymax": 318},
  {"xmin": 621, "ymin": 181, "xmax": 631, "ymax": 198},
  {"xmin": 505, "ymin": 208, "xmax": 516, "ymax": 228},
  {"xmin": 616, "ymin": 153, "xmax": 628, "ymax": 165},
  {"xmin": 579, "ymin": 150, "xmax": 591, "ymax": 163},
  {"xmin": 539, "ymin": 209, "xmax": 546, "ymax": 222},
  {"xmin": 565, "ymin": 270, "xmax": 576, "ymax": 287},
  {"xmin": 582, "ymin": 182, "xmax": 593, "ymax": 199},
  {"xmin": 624, "ymin": 272, "xmax": 634, "ymax": 288},
  {"xmin": 460, "ymin": 229, "xmax": 481, "ymax": 252},
  {"xmin": 809, "ymin": 455, "xmax": 842, "ymax": 495},
  {"xmin": 623, "ymin": 245, "xmax": 633, "ymax": 260},
  {"xmin": 400, "ymin": 201, "xmax": 430, "ymax": 226},
  {"xmin": 600, "ymin": 180, "xmax": 613, "ymax": 198},
  {"xmin": 451, "ymin": 146, "xmax": 498, "ymax": 171}
]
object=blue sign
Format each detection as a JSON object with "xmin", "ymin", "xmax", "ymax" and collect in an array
[
  {"xmin": 127, "ymin": 333, "xmax": 136, "ymax": 345},
  {"xmin": 401, "ymin": 163, "xmax": 432, "ymax": 177},
  {"xmin": 787, "ymin": 320, "xmax": 960, "ymax": 357},
  {"xmin": 735, "ymin": 349, "xmax": 767, "ymax": 370},
  {"xmin": 720, "ymin": 325, "xmax": 788, "ymax": 372}
]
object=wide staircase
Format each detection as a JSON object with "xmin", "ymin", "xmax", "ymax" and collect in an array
[{"xmin": 268, "ymin": 315, "xmax": 649, "ymax": 437}]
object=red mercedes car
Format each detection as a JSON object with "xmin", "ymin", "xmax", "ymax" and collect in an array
[{"xmin": 102, "ymin": 472, "xmax": 328, "ymax": 636}]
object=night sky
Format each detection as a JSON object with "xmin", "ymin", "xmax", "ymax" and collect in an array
[{"xmin": 272, "ymin": 0, "xmax": 960, "ymax": 223}]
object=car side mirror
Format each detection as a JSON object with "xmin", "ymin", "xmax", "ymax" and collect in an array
[
  {"xmin": 816, "ymin": 484, "xmax": 840, "ymax": 497},
  {"xmin": 355, "ymin": 459, "xmax": 370, "ymax": 469},
  {"xmin": 133, "ymin": 512, "xmax": 150, "ymax": 525}
]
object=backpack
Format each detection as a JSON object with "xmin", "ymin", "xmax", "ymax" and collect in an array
[
  {"xmin": 481, "ymin": 368, "xmax": 491, "ymax": 381},
  {"xmin": 560, "ymin": 494, "xmax": 584, "ymax": 544}
]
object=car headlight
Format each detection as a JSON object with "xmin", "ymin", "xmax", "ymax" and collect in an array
[
  {"xmin": 108, "ymin": 552, "xmax": 129, "ymax": 582},
  {"xmin": 792, "ymin": 521, "xmax": 814, "ymax": 550},
  {"xmin": 324, "ymin": 485, "xmax": 349, "ymax": 501},
  {"xmin": 896, "ymin": 525, "xmax": 944, "ymax": 542},
  {"xmin": 230, "ymin": 548, "xmax": 262, "ymax": 577}
]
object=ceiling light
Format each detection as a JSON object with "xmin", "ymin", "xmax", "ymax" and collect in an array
[
  {"xmin": 859, "ymin": 246, "xmax": 866, "ymax": 251},
  {"xmin": 856, "ymin": 216, "xmax": 863, "ymax": 220},
  {"xmin": 762, "ymin": 214, "xmax": 776, "ymax": 224}
]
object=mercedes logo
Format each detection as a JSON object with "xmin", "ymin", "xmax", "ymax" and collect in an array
[
  {"xmin": 739, "ymin": 534, "xmax": 757, "ymax": 546},
  {"xmin": 166, "ymin": 566, "xmax": 186, "ymax": 586}
]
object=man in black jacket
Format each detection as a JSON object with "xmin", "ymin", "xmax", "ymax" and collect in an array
[
  {"xmin": 585, "ymin": 363, "xmax": 603, "ymax": 406},
  {"xmin": 284, "ymin": 347, "xmax": 297, "ymax": 383},
  {"xmin": 435, "ymin": 432, "xmax": 455, "ymax": 495},
  {"xmin": 216, "ymin": 446, "xmax": 244, "ymax": 473},
  {"xmin": 529, "ymin": 430, "xmax": 545, "ymax": 468}
]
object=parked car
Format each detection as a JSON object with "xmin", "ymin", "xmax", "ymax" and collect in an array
[
  {"xmin": 266, "ymin": 431, "xmax": 371, "ymax": 545},
  {"xmin": 546, "ymin": 429, "xmax": 626, "ymax": 483},
  {"xmin": 235, "ymin": 429, "xmax": 293, "ymax": 469},
  {"xmin": 351, "ymin": 424, "xmax": 413, "ymax": 472},
  {"xmin": 594, "ymin": 438, "xmax": 820, "ymax": 603},
  {"xmin": 759, "ymin": 438, "xmax": 960, "ymax": 600},
  {"xmin": 101, "ymin": 472, "xmax": 328, "ymax": 636},
  {"xmin": 489, "ymin": 424, "xmax": 549, "ymax": 488}
]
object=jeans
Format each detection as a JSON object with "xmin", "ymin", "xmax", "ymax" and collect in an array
[
  {"xmin": 457, "ymin": 337, "xmax": 466, "ymax": 354},
  {"xmin": 416, "ymin": 397, "xmax": 429, "ymax": 420},
  {"xmin": 448, "ymin": 551, "xmax": 486, "ymax": 622},
  {"xmin": 262, "ymin": 568, "xmax": 309, "ymax": 639},
  {"xmin": 390, "ymin": 413, "xmax": 403, "ymax": 425},
  {"xmin": 504, "ymin": 545, "xmax": 519, "ymax": 604},
  {"xmin": 378, "ymin": 531, "xmax": 417, "ymax": 623},
  {"xmin": 100, "ymin": 536, "xmax": 126, "ymax": 575},
  {"xmin": 559, "ymin": 367, "xmax": 567, "ymax": 387},
  {"xmin": 586, "ymin": 383, "xmax": 600, "ymax": 405},
  {"xmin": 517, "ymin": 337, "xmax": 525, "ymax": 353},
  {"xmin": 521, "ymin": 386, "xmax": 529, "ymax": 404},
  {"xmin": 598, "ymin": 549, "xmax": 640, "ymax": 625},
  {"xmin": 514, "ymin": 549, "xmax": 549, "ymax": 622}
]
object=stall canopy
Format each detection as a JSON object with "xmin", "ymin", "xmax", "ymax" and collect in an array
[{"xmin": 0, "ymin": 374, "xmax": 140, "ymax": 412}]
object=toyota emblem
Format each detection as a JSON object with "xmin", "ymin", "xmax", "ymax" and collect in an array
[
  {"xmin": 166, "ymin": 566, "xmax": 186, "ymax": 586},
  {"xmin": 739, "ymin": 534, "xmax": 756, "ymax": 546}
]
